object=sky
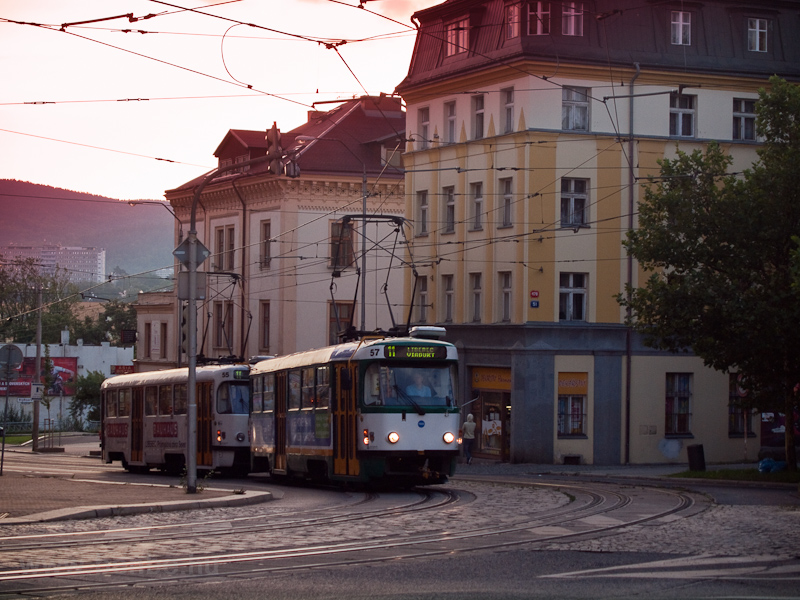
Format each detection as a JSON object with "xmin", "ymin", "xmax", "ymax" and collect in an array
[{"xmin": 1, "ymin": 0, "xmax": 437, "ymax": 201}]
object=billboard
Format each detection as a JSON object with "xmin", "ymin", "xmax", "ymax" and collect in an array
[{"xmin": 0, "ymin": 357, "xmax": 78, "ymax": 397}]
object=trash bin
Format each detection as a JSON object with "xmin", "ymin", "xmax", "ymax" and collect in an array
[{"xmin": 687, "ymin": 444, "xmax": 705, "ymax": 472}]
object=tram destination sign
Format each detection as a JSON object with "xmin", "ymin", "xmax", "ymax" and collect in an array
[{"xmin": 385, "ymin": 344, "xmax": 448, "ymax": 360}]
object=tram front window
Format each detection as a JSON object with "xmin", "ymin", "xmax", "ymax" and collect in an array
[
  {"xmin": 364, "ymin": 364, "xmax": 457, "ymax": 409},
  {"xmin": 217, "ymin": 382, "xmax": 250, "ymax": 415}
]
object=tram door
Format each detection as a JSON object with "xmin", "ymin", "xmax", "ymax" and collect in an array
[
  {"xmin": 196, "ymin": 382, "xmax": 213, "ymax": 467},
  {"xmin": 131, "ymin": 387, "xmax": 144, "ymax": 463},
  {"xmin": 273, "ymin": 372, "xmax": 287, "ymax": 472},
  {"xmin": 333, "ymin": 363, "xmax": 359, "ymax": 477}
]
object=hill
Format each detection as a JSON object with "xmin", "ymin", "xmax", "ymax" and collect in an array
[{"xmin": 0, "ymin": 179, "xmax": 174, "ymax": 276}]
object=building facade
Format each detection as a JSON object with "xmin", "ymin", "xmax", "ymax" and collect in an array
[
  {"xmin": 135, "ymin": 96, "xmax": 407, "ymax": 371},
  {"xmin": 397, "ymin": 0, "xmax": 800, "ymax": 465}
]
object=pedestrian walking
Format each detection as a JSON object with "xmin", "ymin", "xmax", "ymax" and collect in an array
[{"xmin": 461, "ymin": 413, "xmax": 476, "ymax": 465}]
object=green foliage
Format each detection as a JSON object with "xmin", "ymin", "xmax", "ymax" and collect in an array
[
  {"xmin": 619, "ymin": 77, "xmax": 800, "ymax": 470},
  {"xmin": 69, "ymin": 370, "xmax": 105, "ymax": 424}
]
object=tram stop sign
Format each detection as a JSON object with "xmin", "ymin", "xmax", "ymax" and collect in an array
[{"xmin": 173, "ymin": 238, "xmax": 210, "ymax": 267}]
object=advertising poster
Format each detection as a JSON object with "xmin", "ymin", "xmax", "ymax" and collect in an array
[{"xmin": 0, "ymin": 357, "xmax": 78, "ymax": 397}]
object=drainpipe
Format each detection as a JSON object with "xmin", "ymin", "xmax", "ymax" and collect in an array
[
  {"xmin": 231, "ymin": 178, "xmax": 247, "ymax": 359},
  {"xmin": 625, "ymin": 63, "xmax": 640, "ymax": 465}
]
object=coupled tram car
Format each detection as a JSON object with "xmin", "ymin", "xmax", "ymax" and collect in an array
[
  {"xmin": 250, "ymin": 326, "xmax": 461, "ymax": 486},
  {"xmin": 100, "ymin": 364, "xmax": 250, "ymax": 475}
]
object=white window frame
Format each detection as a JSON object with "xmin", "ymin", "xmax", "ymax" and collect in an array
[
  {"xmin": 506, "ymin": 3, "xmax": 520, "ymax": 39},
  {"xmin": 558, "ymin": 395, "xmax": 587, "ymax": 436},
  {"xmin": 259, "ymin": 300, "xmax": 270, "ymax": 352},
  {"xmin": 562, "ymin": 2, "xmax": 584, "ymax": 37},
  {"xmin": 472, "ymin": 94, "xmax": 485, "ymax": 140},
  {"xmin": 418, "ymin": 107, "xmax": 430, "ymax": 149},
  {"xmin": 669, "ymin": 93, "xmax": 696, "ymax": 137},
  {"xmin": 747, "ymin": 18, "xmax": 768, "ymax": 52},
  {"xmin": 560, "ymin": 178, "xmax": 588, "ymax": 228},
  {"xmin": 562, "ymin": 86, "xmax": 589, "ymax": 131},
  {"xmin": 446, "ymin": 18, "xmax": 469, "ymax": 56},
  {"xmin": 528, "ymin": 1, "xmax": 551, "ymax": 35},
  {"xmin": 330, "ymin": 220, "xmax": 355, "ymax": 270},
  {"xmin": 470, "ymin": 272, "xmax": 482, "ymax": 322},
  {"xmin": 500, "ymin": 178, "xmax": 513, "ymax": 227},
  {"xmin": 417, "ymin": 190, "xmax": 428, "ymax": 235},
  {"xmin": 445, "ymin": 101, "xmax": 457, "ymax": 144},
  {"xmin": 471, "ymin": 182, "xmax": 483, "ymax": 230},
  {"xmin": 671, "ymin": 11, "xmax": 691, "ymax": 46},
  {"xmin": 500, "ymin": 271, "xmax": 512, "ymax": 322},
  {"xmin": 502, "ymin": 87, "xmax": 514, "ymax": 134},
  {"xmin": 733, "ymin": 98, "xmax": 757, "ymax": 141},
  {"xmin": 417, "ymin": 276, "xmax": 428, "ymax": 323},
  {"xmin": 444, "ymin": 186, "xmax": 456, "ymax": 233},
  {"xmin": 443, "ymin": 274, "xmax": 454, "ymax": 323},
  {"xmin": 260, "ymin": 220, "xmax": 271, "ymax": 269},
  {"xmin": 559, "ymin": 272, "xmax": 586, "ymax": 321}
]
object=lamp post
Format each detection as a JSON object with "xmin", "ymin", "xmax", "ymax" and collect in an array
[
  {"xmin": 294, "ymin": 136, "xmax": 368, "ymax": 333},
  {"xmin": 128, "ymin": 200, "xmax": 184, "ymax": 242}
]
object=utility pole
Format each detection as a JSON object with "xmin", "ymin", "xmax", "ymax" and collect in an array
[{"xmin": 33, "ymin": 287, "xmax": 42, "ymax": 452}]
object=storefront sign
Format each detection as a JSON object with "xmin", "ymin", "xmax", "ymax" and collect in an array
[
  {"xmin": 558, "ymin": 372, "xmax": 588, "ymax": 395},
  {"xmin": 472, "ymin": 367, "xmax": 512, "ymax": 391},
  {"xmin": 111, "ymin": 365, "xmax": 134, "ymax": 375}
]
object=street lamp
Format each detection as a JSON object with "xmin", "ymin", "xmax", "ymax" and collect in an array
[
  {"xmin": 294, "ymin": 135, "xmax": 368, "ymax": 334},
  {"xmin": 127, "ymin": 200, "xmax": 184, "ymax": 242}
]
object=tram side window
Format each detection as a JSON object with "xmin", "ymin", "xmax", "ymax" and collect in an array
[
  {"xmin": 144, "ymin": 386, "xmax": 158, "ymax": 416},
  {"xmin": 106, "ymin": 390, "xmax": 118, "ymax": 418},
  {"xmin": 119, "ymin": 388, "xmax": 131, "ymax": 416},
  {"xmin": 252, "ymin": 375, "xmax": 263, "ymax": 412},
  {"xmin": 159, "ymin": 385, "xmax": 173, "ymax": 416},
  {"xmin": 301, "ymin": 367, "xmax": 315, "ymax": 409},
  {"xmin": 316, "ymin": 366, "xmax": 330, "ymax": 409},
  {"xmin": 174, "ymin": 384, "xmax": 188, "ymax": 415},
  {"xmin": 263, "ymin": 373, "xmax": 275, "ymax": 411},
  {"xmin": 288, "ymin": 370, "xmax": 301, "ymax": 410},
  {"xmin": 217, "ymin": 382, "xmax": 249, "ymax": 414}
]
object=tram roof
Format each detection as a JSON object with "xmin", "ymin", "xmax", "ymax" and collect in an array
[{"xmin": 100, "ymin": 364, "xmax": 249, "ymax": 389}]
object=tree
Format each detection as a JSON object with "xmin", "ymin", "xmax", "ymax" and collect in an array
[
  {"xmin": 70, "ymin": 370, "xmax": 105, "ymax": 425},
  {"xmin": 619, "ymin": 77, "xmax": 800, "ymax": 471}
]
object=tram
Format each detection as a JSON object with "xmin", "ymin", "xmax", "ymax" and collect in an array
[
  {"xmin": 249, "ymin": 327, "xmax": 461, "ymax": 486},
  {"xmin": 100, "ymin": 364, "xmax": 250, "ymax": 475}
]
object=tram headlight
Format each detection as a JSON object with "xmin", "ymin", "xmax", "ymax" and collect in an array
[
  {"xmin": 363, "ymin": 429, "xmax": 370, "ymax": 446},
  {"xmin": 443, "ymin": 432, "xmax": 456, "ymax": 444},
  {"xmin": 216, "ymin": 429, "xmax": 225, "ymax": 442},
  {"xmin": 387, "ymin": 431, "xmax": 400, "ymax": 444}
]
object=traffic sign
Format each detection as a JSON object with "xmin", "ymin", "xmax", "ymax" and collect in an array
[
  {"xmin": 0, "ymin": 345, "xmax": 23, "ymax": 369},
  {"xmin": 173, "ymin": 238, "xmax": 210, "ymax": 267}
]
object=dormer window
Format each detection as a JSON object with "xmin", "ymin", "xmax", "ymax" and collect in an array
[
  {"xmin": 506, "ymin": 4, "xmax": 520, "ymax": 39},
  {"xmin": 747, "ymin": 18, "xmax": 768, "ymax": 52},
  {"xmin": 671, "ymin": 11, "xmax": 691, "ymax": 45},
  {"xmin": 445, "ymin": 18, "xmax": 469, "ymax": 56},
  {"xmin": 562, "ymin": 2, "xmax": 584, "ymax": 37}
]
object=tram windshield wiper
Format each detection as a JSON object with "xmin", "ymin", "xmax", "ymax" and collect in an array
[{"xmin": 392, "ymin": 385, "xmax": 426, "ymax": 416}]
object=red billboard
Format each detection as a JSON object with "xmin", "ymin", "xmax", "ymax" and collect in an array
[{"xmin": 0, "ymin": 357, "xmax": 78, "ymax": 397}]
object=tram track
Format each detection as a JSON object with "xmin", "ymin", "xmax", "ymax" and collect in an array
[{"xmin": 0, "ymin": 481, "xmax": 704, "ymax": 598}]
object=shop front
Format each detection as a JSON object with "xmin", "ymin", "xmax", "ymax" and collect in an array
[{"xmin": 468, "ymin": 366, "xmax": 512, "ymax": 461}]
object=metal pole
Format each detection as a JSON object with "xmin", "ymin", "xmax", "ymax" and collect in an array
[
  {"xmin": 33, "ymin": 287, "xmax": 42, "ymax": 452},
  {"xmin": 186, "ymin": 229, "xmax": 198, "ymax": 493},
  {"xmin": 361, "ymin": 165, "xmax": 367, "ymax": 333}
]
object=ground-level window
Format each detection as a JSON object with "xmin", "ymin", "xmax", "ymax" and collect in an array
[
  {"xmin": 557, "ymin": 371, "xmax": 588, "ymax": 437},
  {"xmin": 728, "ymin": 374, "xmax": 754, "ymax": 437},
  {"xmin": 665, "ymin": 373, "xmax": 692, "ymax": 436}
]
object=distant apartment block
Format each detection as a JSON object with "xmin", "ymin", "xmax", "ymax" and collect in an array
[{"xmin": 0, "ymin": 244, "xmax": 106, "ymax": 283}]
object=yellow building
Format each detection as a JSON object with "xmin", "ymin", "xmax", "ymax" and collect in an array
[{"xmin": 397, "ymin": 0, "xmax": 800, "ymax": 465}]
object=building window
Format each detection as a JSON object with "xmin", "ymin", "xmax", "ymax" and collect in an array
[
  {"xmin": 226, "ymin": 225, "xmax": 235, "ymax": 270},
  {"xmin": 506, "ymin": 3, "xmax": 520, "ymax": 39},
  {"xmin": 329, "ymin": 302, "xmax": 352, "ymax": 345},
  {"xmin": 416, "ymin": 191, "xmax": 428, "ymax": 235},
  {"xmin": 443, "ymin": 274, "xmax": 454, "ymax": 322},
  {"xmin": 213, "ymin": 301, "xmax": 232, "ymax": 349},
  {"xmin": 670, "ymin": 93, "xmax": 695, "ymax": 137},
  {"xmin": 444, "ymin": 186, "xmax": 456, "ymax": 233},
  {"xmin": 500, "ymin": 178, "xmax": 513, "ymax": 227},
  {"xmin": 143, "ymin": 322, "xmax": 152, "ymax": 359},
  {"xmin": 558, "ymin": 395, "xmax": 586, "ymax": 436},
  {"xmin": 214, "ymin": 227, "xmax": 225, "ymax": 271},
  {"xmin": 559, "ymin": 273, "xmax": 586, "ymax": 321},
  {"xmin": 733, "ymin": 98, "xmax": 757, "ymax": 141},
  {"xmin": 671, "ymin": 11, "xmax": 691, "ymax": 45},
  {"xmin": 747, "ymin": 18, "xmax": 768, "ymax": 52},
  {"xmin": 562, "ymin": 86, "xmax": 589, "ymax": 131},
  {"xmin": 418, "ymin": 107, "xmax": 430, "ymax": 149},
  {"xmin": 666, "ymin": 373, "xmax": 692, "ymax": 436},
  {"xmin": 500, "ymin": 271, "xmax": 512, "ymax": 322},
  {"xmin": 562, "ymin": 1, "xmax": 584, "ymax": 37},
  {"xmin": 260, "ymin": 220, "xmax": 271, "ymax": 268},
  {"xmin": 471, "ymin": 182, "xmax": 483, "ymax": 230},
  {"xmin": 160, "ymin": 322, "xmax": 168, "ymax": 359},
  {"xmin": 417, "ymin": 276, "xmax": 428, "ymax": 323},
  {"xmin": 728, "ymin": 374, "xmax": 754, "ymax": 437},
  {"xmin": 472, "ymin": 95, "xmax": 485, "ymax": 139},
  {"xmin": 259, "ymin": 301, "xmax": 270, "ymax": 352},
  {"xmin": 528, "ymin": 1, "xmax": 551, "ymax": 35},
  {"xmin": 330, "ymin": 220, "xmax": 355, "ymax": 270},
  {"xmin": 470, "ymin": 272, "xmax": 482, "ymax": 322},
  {"xmin": 446, "ymin": 18, "xmax": 469, "ymax": 56},
  {"xmin": 502, "ymin": 87, "xmax": 514, "ymax": 134},
  {"xmin": 445, "ymin": 101, "xmax": 457, "ymax": 144},
  {"xmin": 561, "ymin": 178, "xmax": 588, "ymax": 228}
]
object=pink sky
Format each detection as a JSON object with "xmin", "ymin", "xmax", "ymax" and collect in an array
[{"xmin": 0, "ymin": 0, "xmax": 437, "ymax": 201}]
